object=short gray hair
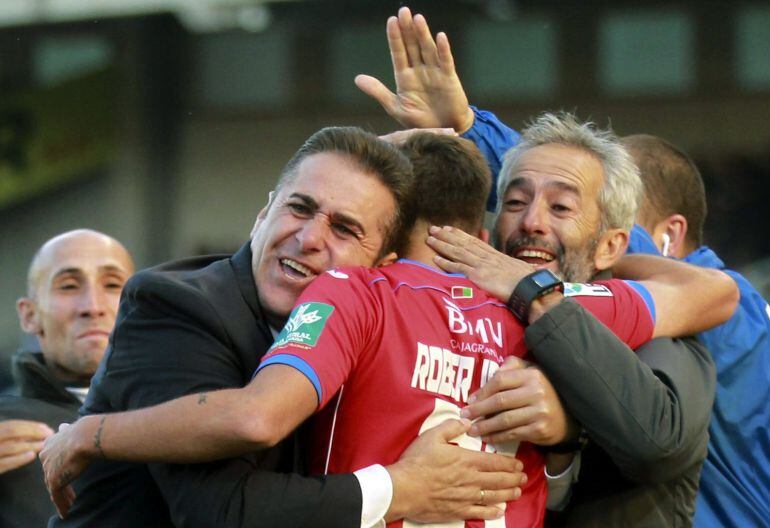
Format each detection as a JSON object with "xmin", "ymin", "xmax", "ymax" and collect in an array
[{"xmin": 496, "ymin": 112, "xmax": 641, "ymax": 232}]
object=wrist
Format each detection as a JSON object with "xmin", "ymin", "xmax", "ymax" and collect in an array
[
  {"xmin": 528, "ymin": 291, "xmax": 564, "ymax": 324},
  {"xmin": 456, "ymin": 106, "xmax": 475, "ymax": 135},
  {"xmin": 75, "ymin": 415, "xmax": 102, "ymax": 460},
  {"xmin": 383, "ymin": 461, "xmax": 415, "ymax": 522}
]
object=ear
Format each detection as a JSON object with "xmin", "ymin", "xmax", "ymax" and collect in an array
[
  {"xmin": 250, "ymin": 192, "xmax": 276, "ymax": 237},
  {"xmin": 375, "ymin": 252, "xmax": 398, "ymax": 268},
  {"xmin": 478, "ymin": 228, "xmax": 490, "ymax": 244},
  {"xmin": 652, "ymin": 214, "xmax": 688, "ymax": 259},
  {"xmin": 16, "ymin": 297, "xmax": 42, "ymax": 335},
  {"xmin": 593, "ymin": 228, "xmax": 629, "ymax": 272}
]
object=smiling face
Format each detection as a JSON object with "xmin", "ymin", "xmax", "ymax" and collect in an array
[
  {"xmin": 494, "ymin": 143, "xmax": 606, "ymax": 282},
  {"xmin": 17, "ymin": 231, "xmax": 134, "ymax": 382},
  {"xmin": 250, "ymin": 152, "xmax": 398, "ymax": 326}
]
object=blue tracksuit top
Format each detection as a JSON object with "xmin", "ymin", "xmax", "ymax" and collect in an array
[{"xmin": 467, "ymin": 106, "xmax": 770, "ymax": 527}]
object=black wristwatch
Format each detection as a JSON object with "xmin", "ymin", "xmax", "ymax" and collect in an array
[
  {"xmin": 541, "ymin": 427, "xmax": 590, "ymax": 454},
  {"xmin": 507, "ymin": 269, "xmax": 564, "ymax": 322}
]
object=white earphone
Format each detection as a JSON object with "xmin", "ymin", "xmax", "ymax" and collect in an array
[{"xmin": 661, "ymin": 233, "xmax": 671, "ymax": 257}]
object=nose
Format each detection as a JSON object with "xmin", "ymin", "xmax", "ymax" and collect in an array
[
  {"xmin": 77, "ymin": 284, "xmax": 108, "ymax": 318},
  {"xmin": 519, "ymin": 201, "xmax": 550, "ymax": 236},
  {"xmin": 296, "ymin": 216, "xmax": 329, "ymax": 253}
]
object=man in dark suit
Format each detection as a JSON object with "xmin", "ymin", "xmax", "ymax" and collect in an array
[{"xmin": 48, "ymin": 127, "xmax": 524, "ymax": 528}]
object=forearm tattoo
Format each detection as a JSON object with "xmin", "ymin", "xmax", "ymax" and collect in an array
[
  {"xmin": 93, "ymin": 415, "xmax": 107, "ymax": 459},
  {"xmin": 198, "ymin": 393, "xmax": 208, "ymax": 405}
]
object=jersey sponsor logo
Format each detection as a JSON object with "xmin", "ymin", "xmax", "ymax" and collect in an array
[
  {"xmin": 563, "ymin": 282, "xmax": 613, "ymax": 297},
  {"xmin": 444, "ymin": 298, "xmax": 503, "ymax": 347},
  {"xmin": 271, "ymin": 302, "xmax": 334, "ymax": 350},
  {"xmin": 451, "ymin": 286, "xmax": 473, "ymax": 299},
  {"xmin": 326, "ymin": 269, "xmax": 349, "ymax": 279}
]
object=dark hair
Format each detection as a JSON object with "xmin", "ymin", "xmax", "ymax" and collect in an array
[
  {"xmin": 278, "ymin": 126, "xmax": 414, "ymax": 259},
  {"xmin": 622, "ymin": 134, "xmax": 707, "ymax": 247},
  {"xmin": 400, "ymin": 133, "xmax": 491, "ymax": 234}
]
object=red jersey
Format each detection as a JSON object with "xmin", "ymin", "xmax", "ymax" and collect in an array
[{"xmin": 261, "ymin": 260, "xmax": 654, "ymax": 528}]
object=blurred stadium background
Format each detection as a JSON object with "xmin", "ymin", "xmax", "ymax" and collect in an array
[{"xmin": 2, "ymin": 0, "xmax": 769, "ymax": 389}]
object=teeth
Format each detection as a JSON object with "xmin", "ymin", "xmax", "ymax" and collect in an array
[
  {"xmin": 515, "ymin": 249, "xmax": 554, "ymax": 261},
  {"xmin": 281, "ymin": 259, "xmax": 314, "ymax": 277}
]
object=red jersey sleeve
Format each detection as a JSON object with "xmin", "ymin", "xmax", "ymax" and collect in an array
[
  {"xmin": 565, "ymin": 279, "xmax": 655, "ymax": 350},
  {"xmin": 259, "ymin": 268, "xmax": 379, "ymax": 409}
]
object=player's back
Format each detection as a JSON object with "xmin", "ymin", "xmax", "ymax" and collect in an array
[{"xmin": 305, "ymin": 260, "xmax": 547, "ymax": 528}]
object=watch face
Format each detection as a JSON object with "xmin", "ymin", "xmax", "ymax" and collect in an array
[{"xmin": 531, "ymin": 269, "xmax": 558, "ymax": 287}]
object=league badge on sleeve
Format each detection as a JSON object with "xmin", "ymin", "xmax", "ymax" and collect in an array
[
  {"xmin": 271, "ymin": 302, "xmax": 335, "ymax": 350},
  {"xmin": 451, "ymin": 286, "xmax": 473, "ymax": 299},
  {"xmin": 563, "ymin": 282, "xmax": 613, "ymax": 297}
]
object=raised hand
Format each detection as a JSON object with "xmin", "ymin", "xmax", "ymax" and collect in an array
[{"xmin": 355, "ymin": 7, "xmax": 474, "ymax": 133}]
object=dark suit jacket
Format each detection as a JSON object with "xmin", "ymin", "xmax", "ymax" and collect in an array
[
  {"xmin": 53, "ymin": 244, "xmax": 361, "ymax": 528},
  {"xmin": 527, "ymin": 301, "xmax": 716, "ymax": 528}
]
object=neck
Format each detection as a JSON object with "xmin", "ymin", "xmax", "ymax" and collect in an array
[{"xmin": 402, "ymin": 221, "xmax": 440, "ymax": 268}]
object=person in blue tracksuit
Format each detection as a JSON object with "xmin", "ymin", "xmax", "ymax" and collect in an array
[{"xmin": 623, "ymin": 134, "xmax": 770, "ymax": 528}]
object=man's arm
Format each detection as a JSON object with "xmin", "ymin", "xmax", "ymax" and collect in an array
[
  {"xmin": 426, "ymin": 225, "xmax": 738, "ymax": 336},
  {"xmin": 614, "ymin": 254, "xmax": 739, "ymax": 337},
  {"xmin": 524, "ymin": 301, "xmax": 715, "ymax": 480},
  {"xmin": 42, "ymin": 270, "xmax": 524, "ymax": 524}
]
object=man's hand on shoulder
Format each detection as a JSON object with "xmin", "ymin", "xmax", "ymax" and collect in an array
[
  {"xmin": 385, "ymin": 418, "xmax": 526, "ymax": 523},
  {"xmin": 0, "ymin": 419, "xmax": 53, "ymax": 474}
]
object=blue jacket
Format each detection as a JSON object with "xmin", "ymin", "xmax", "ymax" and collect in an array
[
  {"xmin": 467, "ymin": 107, "xmax": 770, "ymax": 526},
  {"xmin": 628, "ymin": 228, "xmax": 770, "ymax": 528}
]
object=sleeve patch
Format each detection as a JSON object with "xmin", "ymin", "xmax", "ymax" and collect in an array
[
  {"xmin": 563, "ymin": 282, "xmax": 613, "ymax": 298},
  {"xmin": 270, "ymin": 302, "xmax": 335, "ymax": 350}
]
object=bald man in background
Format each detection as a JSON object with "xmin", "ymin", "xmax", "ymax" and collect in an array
[{"xmin": 0, "ymin": 229, "xmax": 134, "ymax": 528}]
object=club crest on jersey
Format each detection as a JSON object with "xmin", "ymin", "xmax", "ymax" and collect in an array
[
  {"xmin": 451, "ymin": 286, "xmax": 473, "ymax": 299},
  {"xmin": 563, "ymin": 282, "xmax": 613, "ymax": 297},
  {"xmin": 271, "ymin": 302, "xmax": 334, "ymax": 350}
]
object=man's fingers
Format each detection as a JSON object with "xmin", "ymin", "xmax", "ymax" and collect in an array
[
  {"xmin": 468, "ymin": 369, "xmax": 528, "ymax": 407},
  {"xmin": 0, "ymin": 450, "xmax": 36, "ymax": 474},
  {"xmin": 470, "ymin": 409, "xmax": 534, "ymax": 439},
  {"xmin": 426, "ymin": 418, "xmax": 472, "ymax": 443},
  {"xmin": 354, "ymin": 75, "xmax": 398, "ymax": 112},
  {"xmin": 456, "ymin": 448, "xmax": 523, "ymax": 473},
  {"xmin": 397, "ymin": 7, "xmax": 421, "ymax": 67},
  {"xmin": 0, "ymin": 439, "xmax": 45, "ymax": 457},
  {"xmin": 0, "ymin": 419, "xmax": 54, "ymax": 440},
  {"xmin": 52, "ymin": 484, "xmax": 75, "ymax": 519},
  {"xmin": 426, "ymin": 235, "xmax": 476, "ymax": 266},
  {"xmin": 385, "ymin": 16, "xmax": 409, "ymax": 72},
  {"xmin": 435, "ymin": 32, "xmax": 457, "ymax": 72},
  {"xmin": 432, "ymin": 255, "xmax": 472, "ymax": 275},
  {"xmin": 413, "ymin": 13, "xmax": 439, "ymax": 67},
  {"xmin": 499, "ymin": 355, "xmax": 530, "ymax": 371},
  {"xmin": 456, "ymin": 505, "xmax": 507, "ymax": 521}
]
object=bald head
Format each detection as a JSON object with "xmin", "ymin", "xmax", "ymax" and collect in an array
[
  {"xmin": 18, "ymin": 229, "xmax": 135, "ymax": 382},
  {"xmin": 26, "ymin": 229, "xmax": 134, "ymax": 298}
]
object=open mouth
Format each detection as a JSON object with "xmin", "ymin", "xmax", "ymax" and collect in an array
[
  {"xmin": 513, "ymin": 248, "xmax": 556, "ymax": 266},
  {"xmin": 280, "ymin": 258, "xmax": 316, "ymax": 280}
]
